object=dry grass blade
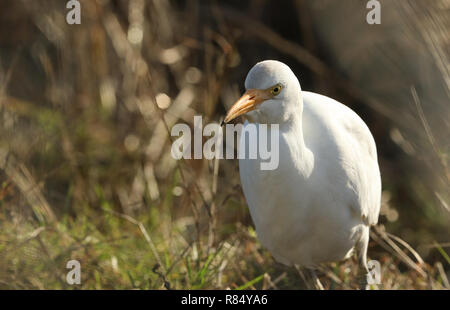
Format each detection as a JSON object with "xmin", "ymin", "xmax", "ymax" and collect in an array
[
  {"xmin": 105, "ymin": 209, "xmax": 166, "ymax": 274},
  {"xmin": 294, "ymin": 265, "xmax": 312, "ymax": 290},
  {"xmin": 316, "ymin": 265, "xmax": 348, "ymax": 288},
  {"xmin": 436, "ymin": 262, "xmax": 450, "ymax": 289},
  {"xmin": 385, "ymin": 232, "xmax": 425, "ymax": 265},
  {"xmin": 0, "ymin": 151, "xmax": 56, "ymax": 223},
  {"xmin": 18, "ymin": 226, "xmax": 46, "ymax": 246},
  {"xmin": 411, "ymin": 86, "xmax": 450, "ymax": 185},
  {"xmin": 372, "ymin": 227, "xmax": 427, "ymax": 278}
]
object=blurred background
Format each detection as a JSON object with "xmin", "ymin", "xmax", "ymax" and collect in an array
[{"xmin": 0, "ymin": 0, "xmax": 449, "ymax": 289}]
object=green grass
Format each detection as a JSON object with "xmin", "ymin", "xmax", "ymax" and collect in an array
[{"xmin": 1, "ymin": 189, "xmax": 448, "ymax": 290}]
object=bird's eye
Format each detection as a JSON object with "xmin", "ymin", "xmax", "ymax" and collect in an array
[{"xmin": 271, "ymin": 84, "xmax": 282, "ymax": 96}]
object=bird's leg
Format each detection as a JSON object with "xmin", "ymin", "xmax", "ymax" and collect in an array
[
  {"xmin": 357, "ymin": 262, "xmax": 369, "ymax": 290},
  {"xmin": 356, "ymin": 231, "xmax": 370, "ymax": 290}
]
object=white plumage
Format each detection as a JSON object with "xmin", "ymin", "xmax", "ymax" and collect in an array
[{"xmin": 224, "ymin": 60, "xmax": 381, "ymax": 287}]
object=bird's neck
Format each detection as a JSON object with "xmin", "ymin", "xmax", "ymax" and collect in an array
[
  {"xmin": 280, "ymin": 101, "xmax": 314, "ymax": 177},
  {"xmin": 280, "ymin": 98, "xmax": 304, "ymax": 143}
]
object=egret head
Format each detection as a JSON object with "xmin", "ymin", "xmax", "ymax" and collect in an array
[{"xmin": 224, "ymin": 60, "xmax": 302, "ymax": 125}]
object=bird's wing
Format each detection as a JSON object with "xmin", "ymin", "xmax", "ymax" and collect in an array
[{"xmin": 303, "ymin": 91, "xmax": 381, "ymax": 226}]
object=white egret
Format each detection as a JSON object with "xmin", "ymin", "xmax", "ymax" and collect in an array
[{"xmin": 223, "ymin": 60, "xmax": 381, "ymax": 289}]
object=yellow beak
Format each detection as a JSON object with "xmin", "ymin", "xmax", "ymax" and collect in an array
[{"xmin": 223, "ymin": 89, "xmax": 270, "ymax": 124}]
